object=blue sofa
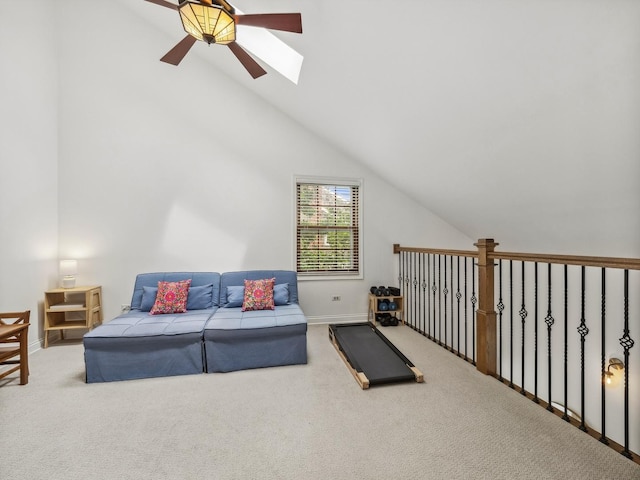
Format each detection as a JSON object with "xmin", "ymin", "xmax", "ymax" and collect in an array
[
  {"xmin": 204, "ymin": 270, "xmax": 308, "ymax": 373},
  {"xmin": 83, "ymin": 270, "xmax": 307, "ymax": 383}
]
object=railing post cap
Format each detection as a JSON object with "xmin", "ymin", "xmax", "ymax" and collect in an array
[{"xmin": 475, "ymin": 238, "xmax": 499, "ymax": 248}]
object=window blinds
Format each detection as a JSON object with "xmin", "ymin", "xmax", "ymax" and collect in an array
[{"xmin": 296, "ymin": 182, "xmax": 360, "ymax": 275}]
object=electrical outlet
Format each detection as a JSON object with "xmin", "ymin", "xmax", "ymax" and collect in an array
[{"xmin": 331, "ymin": 295, "xmax": 341, "ymax": 301}]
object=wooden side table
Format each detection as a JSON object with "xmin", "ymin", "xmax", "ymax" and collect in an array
[{"xmin": 44, "ymin": 286, "xmax": 103, "ymax": 348}]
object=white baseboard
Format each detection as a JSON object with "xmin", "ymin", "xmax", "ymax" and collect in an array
[
  {"xmin": 29, "ymin": 339, "xmax": 42, "ymax": 355},
  {"xmin": 306, "ymin": 313, "xmax": 368, "ymax": 325}
]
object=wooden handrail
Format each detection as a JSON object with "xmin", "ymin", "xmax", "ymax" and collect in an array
[
  {"xmin": 489, "ymin": 251, "xmax": 640, "ymax": 270},
  {"xmin": 393, "ymin": 244, "xmax": 639, "ymax": 270},
  {"xmin": 393, "ymin": 244, "xmax": 477, "ymax": 258}
]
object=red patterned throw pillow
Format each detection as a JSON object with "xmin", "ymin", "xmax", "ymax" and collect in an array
[
  {"xmin": 150, "ymin": 279, "xmax": 192, "ymax": 315},
  {"xmin": 242, "ymin": 278, "xmax": 275, "ymax": 312}
]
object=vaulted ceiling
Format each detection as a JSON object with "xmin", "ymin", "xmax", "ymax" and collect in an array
[{"xmin": 119, "ymin": 0, "xmax": 640, "ymax": 257}]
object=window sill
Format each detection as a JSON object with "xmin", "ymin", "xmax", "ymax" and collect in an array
[{"xmin": 298, "ymin": 273, "xmax": 363, "ymax": 281}]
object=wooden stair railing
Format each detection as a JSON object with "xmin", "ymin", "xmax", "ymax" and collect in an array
[{"xmin": 394, "ymin": 240, "xmax": 639, "ymax": 463}]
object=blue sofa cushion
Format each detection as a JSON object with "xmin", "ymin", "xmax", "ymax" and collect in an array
[
  {"xmin": 226, "ymin": 285, "xmax": 245, "ymax": 308},
  {"xmin": 274, "ymin": 283, "xmax": 290, "ymax": 305},
  {"xmin": 85, "ymin": 309, "xmax": 216, "ymax": 338},
  {"xmin": 140, "ymin": 286, "xmax": 157, "ymax": 311},
  {"xmin": 205, "ymin": 303, "xmax": 306, "ymax": 330},
  {"xmin": 187, "ymin": 284, "xmax": 214, "ymax": 310}
]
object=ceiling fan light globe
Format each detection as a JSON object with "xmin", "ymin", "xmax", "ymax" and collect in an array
[{"xmin": 179, "ymin": 1, "xmax": 235, "ymax": 45}]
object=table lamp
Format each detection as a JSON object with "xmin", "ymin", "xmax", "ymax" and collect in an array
[{"xmin": 60, "ymin": 259, "xmax": 77, "ymax": 288}]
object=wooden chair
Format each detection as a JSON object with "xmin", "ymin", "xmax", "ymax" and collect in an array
[{"xmin": 0, "ymin": 310, "xmax": 30, "ymax": 385}]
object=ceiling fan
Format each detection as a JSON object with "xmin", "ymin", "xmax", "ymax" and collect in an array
[{"xmin": 145, "ymin": 0, "xmax": 303, "ymax": 79}]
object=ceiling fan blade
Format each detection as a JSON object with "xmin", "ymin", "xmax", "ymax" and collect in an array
[
  {"xmin": 160, "ymin": 35, "xmax": 198, "ymax": 65},
  {"xmin": 145, "ymin": 0, "xmax": 178, "ymax": 10},
  {"xmin": 235, "ymin": 28, "xmax": 303, "ymax": 84},
  {"xmin": 227, "ymin": 42, "xmax": 267, "ymax": 79},
  {"xmin": 235, "ymin": 13, "xmax": 302, "ymax": 34}
]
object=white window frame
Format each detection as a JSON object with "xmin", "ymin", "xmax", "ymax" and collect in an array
[{"xmin": 294, "ymin": 176, "xmax": 363, "ymax": 281}]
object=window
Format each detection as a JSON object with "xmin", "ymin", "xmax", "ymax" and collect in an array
[{"xmin": 295, "ymin": 177, "xmax": 362, "ymax": 278}]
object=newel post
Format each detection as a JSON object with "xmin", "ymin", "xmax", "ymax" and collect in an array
[{"xmin": 475, "ymin": 238, "xmax": 498, "ymax": 376}]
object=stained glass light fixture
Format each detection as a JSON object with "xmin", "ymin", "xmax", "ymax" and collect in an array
[{"xmin": 179, "ymin": 1, "xmax": 235, "ymax": 45}]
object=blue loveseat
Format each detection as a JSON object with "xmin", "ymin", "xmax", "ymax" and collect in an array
[{"xmin": 83, "ymin": 270, "xmax": 307, "ymax": 383}]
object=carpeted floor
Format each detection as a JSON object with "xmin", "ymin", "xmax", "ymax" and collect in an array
[{"xmin": 1, "ymin": 323, "xmax": 639, "ymax": 480}]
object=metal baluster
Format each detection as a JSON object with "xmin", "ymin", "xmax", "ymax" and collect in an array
[
  {"xmin": 421, "ymin": 253, "xmax": 427, "ymax": 336},
  {"xmin": 409, "ymin": 251, "xmax": 412, "ymax": 327},
  {"xmin": 427, "ymin": 254, "xmax": 432, "ymax": 339},
  {"xmin": 545, "ymin": 263, "xmax": 555, "ymax": 413},
  {"xmin": 399, "ymin": 251, "xmax": 405, "ymax": 300},
  {"xmin": 413, "ymin": 256, "xmax": 420, "ymax": 330},
  {"xmin": 404, "ymin": 252, "xmax": 409, "ymax": 328},
  {"xmin": 520, "ymin": 261, "xmax": 528, "ymax": 396},
  {"xmin": 509, "ymin": 260, "xmax": 514, "ymax": 389},
  {"xmin": 599, "ymin": 268, "xmax": 608, "ymax": 445},
  {"xmin": 534, "ymin": 262, "xmax": 539, "ymax": 404},
  {"xmin": 464, "ymin": 257, "xmax": 468, "ymax": 361},
  {"xmin": 450, "ymin": 256, "xmax": 454, "ymax": 352},
  {"xmin": 408, "ymin": 250, "xmax": 412, "ymax": 327},
  {"xmin": 432, "ymin": 254, "xmax": 437, "ymax": 344},
  {"xmin": 415, "ymin": 252, "xmax": 420, "ymax": 330},
  {"xmin": 398, "ymin": 251, "xmax": 403, "ymax": 309},
  {"xmin": 619, "ymin": 269, "xmax": 634, "ymax": 459},
  {"xmin": 405, "ymin": 253, "xmax": 411, "ymax": 323},
  {"xmin": 562, "ymin": 265, "xmax": 569, "ymax": 422},
  {"xmin": 408, "ymin": 252, "xmax": 413, "ymax": 330},
  {"xmin": 456, "ymin": 257, "xmax": 462, "ymax": 358},
  {"xmin": 471, "ymin": 260, "xmax": 477, "ymax": 365},
  {"xmin": 497, "ymin": 260, "xmax": 504, "ymax": 381},
  {"xmin": 437, "ymin": 255, "xmax": 442, "ymax": 346},
  {"xmin": 417, "ymin": 253, "xmax": 422, "ymax": 334},
  {"xmin": 577, "ymin": 266, "xmax": 589, "ymax": 432},
  {"xmin": 443, "ymin": 256, "xmax": 448, "ymax": 349},
  {"xmin": 397, "ymin": 251, "xmax": 401, "ymax": 289}
]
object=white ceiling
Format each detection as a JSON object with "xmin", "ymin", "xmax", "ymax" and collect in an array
[{"xmin": 120, "ymin": 0, "xmax": 640, "ymax": 257}]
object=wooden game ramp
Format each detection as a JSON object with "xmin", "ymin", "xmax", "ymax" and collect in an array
[{"xmin": 328, "ymin": 322, "xmax": 424, "ymax": 389}]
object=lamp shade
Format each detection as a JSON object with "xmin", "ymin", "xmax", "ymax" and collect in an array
[
  {"xmin": 59, "ymin": 260, "xmax": 78, "ymax": 276},
  {"xmin": 179, "ymin": 1, "xmax": 235, "ymax": 45}
]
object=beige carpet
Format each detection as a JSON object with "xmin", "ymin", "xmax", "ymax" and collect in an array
[{"xmin": 1, "ymin": 323, "xmax": 638, "ymax": 480}]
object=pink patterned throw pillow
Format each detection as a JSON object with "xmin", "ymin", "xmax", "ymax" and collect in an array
[
  {"xmin": 242, "ymin": 278, "xmax": 275, "ymax": 311},
  {"xmin": 150, "ymin": 279, "xmax": 192, "ymax": 315}
]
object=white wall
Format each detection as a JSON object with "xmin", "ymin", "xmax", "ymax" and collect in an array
[
  {"xmin": 53, "ymin": 1, "xmax": 471, "ymax": 322},
  {"xmin": 245, "ymin": 1, "xmax": 640, "ymax": 259},
  {"xmin": 0, "ymin": 1, "xmax": 59, "ymax": 348}
]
